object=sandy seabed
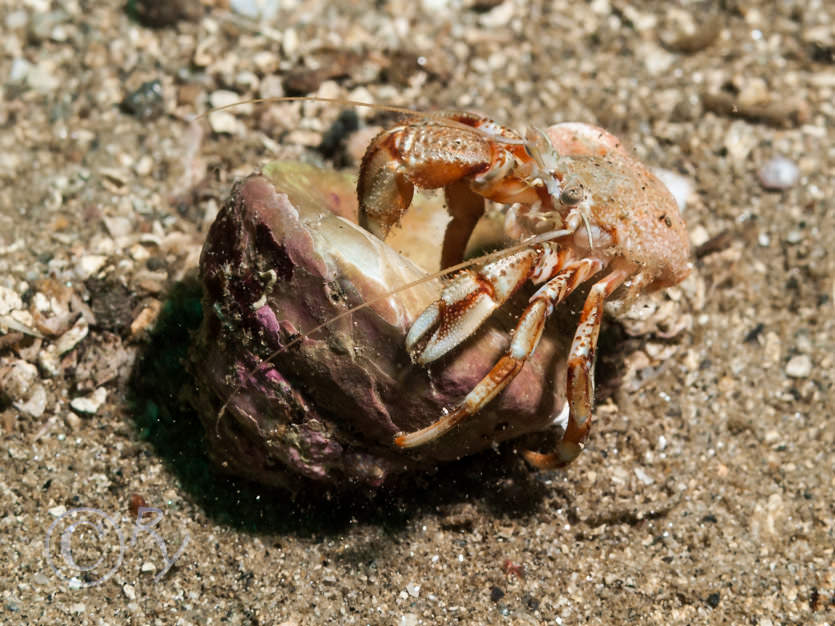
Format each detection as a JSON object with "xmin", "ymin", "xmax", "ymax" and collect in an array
[{"xmin": 1, "ymin": 1, "xmax": 833, "ymax": 624}]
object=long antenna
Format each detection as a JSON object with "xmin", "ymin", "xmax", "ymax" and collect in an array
[{"xmin": 192, "ymin": 96, "xmax": 531, "ymax": 147}]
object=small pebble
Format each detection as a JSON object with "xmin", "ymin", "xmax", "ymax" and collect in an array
[
  {"xmin": 478, "ymin": 1, "xmax": 514, "ymax": 28},
  {"xmin": 122, "ymin": 584, "xmax": 136, "ymax": 601},
  {"xmin": 121, "ymin": 80, "xmax": 165, "ymax": 121},
  {"xmin": 653, "ymin": 168, "xmax": 692, "ymax": 211},
  {"xmin": 229, "ymin": 0, "xmax": 280, "ymax": 20},
  {"xmin": 129, "ymin": 299, "xmax": 162, "ymax": 338},
  {"xmin": 785, "ymin": 230, "xmax": 803, "ymax": 244},
  {"xmin": 29, "ymin": 10, "xmax": 69, "ymax": 42},
  {"xmin": 129, "ymin": 0, "xmax": 202, "ymax": 27},
  {"xmin": 129, "ymin": 244, "xmax": 152, "ymax": 263},
  {"xmin": 75, "ymin": 254, "xmax": 108, "ymax": 280},
  {"xmin": 208, "ymin": 111, "xmax": 245, "ymax": 135},
  {"xmin": 54, "ymin": 317, "xmax": 89, "ymax": 355},
  {"xmin": 48, "ymin": 505, "xmax": 67, "ymax": 517},
  {"xmin": 634, "ymin": 467, "xmax": 655, "ymax": 485},
  {"xmin": 281, "ymin": 28, "xmax": 299, "ymax": 57},
  {"xmin": 26, "ymin": 61, "xmax": 61, "ymax": 92},
  {"xmin": 134, "ymin": 155, "xmax": 154, "ymax": 177},
  {"xmin": 406, "ymin": 582, "xmax": 421, "ymax": 598},
  {"xmin": 15, "ymin": 383, "xmax": 47, "ymax": 418},
  {"xmin": 689, "ymin": 225, "xmax": 709, "ymax": 248},
  {"xmin": 0, "ymin": 286, "xmax": 23, "ymax": 315},
  {"xmin": 8, "ymin": 57, "xmax": 32, "ymax": 83},
  {"xmin": 1, "ymin": 359, "xmax": 38, "ymax": 400},
  {"xmin": 738, "ymin": 78, "xmax": 768, "ymax": 108},
  {"xmin": 64, "ymin": 412, "xmax": 82, "ymax": 431},
  {"xmin": 785, "ymin": 354, "xmax": 812, "ymax": 379},
  {"xmin": 103, "ymin": 216, "xmax": 134, "ymax": 239},
  {"xmin": 70, "ymin": 387, "xmax": 108, "ymax": 415},
  {"xmin": 5, "ymin": 10, "xmax": 28, "ymax": 29},
  {"xmin": 209, "ymin": 89, "xmax": 251, "ymax": 113},
  {"xmin": 758, "ymin": 156, "xmax": 799, "ymax": 190}
]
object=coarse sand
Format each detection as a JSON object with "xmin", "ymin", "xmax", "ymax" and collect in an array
[{"xmin": 1, "ymin": 1, "xmax": 833, "ymax": 624}]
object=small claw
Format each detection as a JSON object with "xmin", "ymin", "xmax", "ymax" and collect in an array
[
  {"xmin": 405, "ymin": 267, "xmax": 501, "ymax": 364},
  {"xmin": 406, "ymin": 249, "xmax": 542, "ymax": 365}
]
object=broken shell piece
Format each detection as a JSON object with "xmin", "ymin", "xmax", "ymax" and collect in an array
[
  {"xmin": 188, "ymin": 161, "xmax": 567, "ymax": 489},
  {"xmin": 70, "ymin": 387, "xmax": 108, "ymax": 415}
]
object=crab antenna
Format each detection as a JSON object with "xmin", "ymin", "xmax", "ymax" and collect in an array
[{"xmin": 192, "ymin": 96, "xmax": 531, "ymax": 148}]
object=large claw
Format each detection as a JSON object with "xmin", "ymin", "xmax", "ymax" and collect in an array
[
  {"xmin": 405, "ymin": 249, "xmax": 542, "ymax": 364},
  {"xmin": 406, "ymin": 275, "xmax": 501, "ymax": 364}
]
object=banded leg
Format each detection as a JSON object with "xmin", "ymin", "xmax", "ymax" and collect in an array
[
  {"xmin": 396, "ymin": 258, "xmax": 603, "ymax": 449},
  {"xmin": 522, "ymin": 268, "xmax": 630, "ymax": 468}
]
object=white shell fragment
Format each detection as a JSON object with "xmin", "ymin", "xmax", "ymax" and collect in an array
[
  {"xmin": 16, "ymin": 384, "xmax": 47, "ymax": 418},
  {"xmin": 785, "ymin": 354, "xmax": 812, "ymax": 379},
  {"xmin": 758, "ymin": 156, "xmax": 799, "ymax": 190},
  {"xmin": 70, "ymin": 387, "xmax": 108, "ymax": 415},
  {"xmin": 75, "ymin": 254, "xmax": 108, "ymax": 280},
  {"xmin": 53, "ymin": 317, "xmax": 89, "ymax": 355},
  {"xmin": 652, "ymin": 168, "xmax": 692, "ymax": 212},
  {"xmin": 0, "ymin": 285, "xmax": 23, "ymax": 315},
  {"xmin": 1, "ymin": 359, "xmax": 39, "ymax": 401}
]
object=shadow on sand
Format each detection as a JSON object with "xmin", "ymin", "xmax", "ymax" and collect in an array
[{"xmin": 128, "ymin": 277, "xmax": 563, "ymax": 539}]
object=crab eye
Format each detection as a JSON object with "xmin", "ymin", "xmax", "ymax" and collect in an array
[{"xmin": 559, "ymin": 186, "xmax": 583, "ymax": 206}]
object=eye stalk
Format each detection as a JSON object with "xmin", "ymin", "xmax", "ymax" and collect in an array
[{"xmin": 559, "ymin": 185, "xmax": 584, "ymax": 206}]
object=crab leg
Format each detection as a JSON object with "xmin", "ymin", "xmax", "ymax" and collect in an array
[
  {"xmin": 441, "ymin": 180, "xmax": 485, "ymax": 268},
  {"xmin": 396, "ymin": 257, "xmax": 604, "ymax": 449},
  {"xmin": 522, "ymin": 267, "xmax": 630, "ymax": 468}
]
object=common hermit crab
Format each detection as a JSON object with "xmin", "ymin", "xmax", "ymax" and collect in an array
[{"xmin": 189, "ymin": 103, "xmax": 691, "ymax": 488}]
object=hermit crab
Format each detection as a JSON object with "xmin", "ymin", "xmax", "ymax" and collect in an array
[
  {"xmin": 359, "ymin": 111, "xmax": 691, "ymax": 468},
  {"xmin": 189, "ymin": 101, "xmax": 691, "ymax": 488}
]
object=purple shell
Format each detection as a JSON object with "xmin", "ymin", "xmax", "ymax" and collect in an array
[{"xmin": 188, "ymin": 161, "xmax": 567, "ymax": 490}]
